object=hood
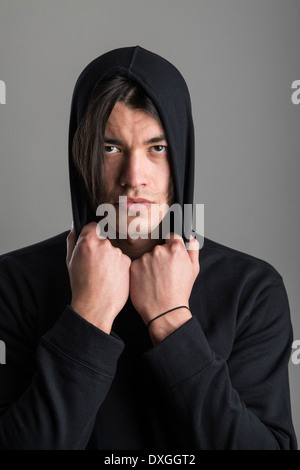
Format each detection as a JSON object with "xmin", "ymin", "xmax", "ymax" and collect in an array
[{"xmin": 68, "ymin": 45, "xmax": 195, "ymax": 242}]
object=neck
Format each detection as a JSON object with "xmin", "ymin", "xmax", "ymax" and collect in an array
[{"xmin": 111, "ymin": 235, "xmax": 163, "ymax": 260}]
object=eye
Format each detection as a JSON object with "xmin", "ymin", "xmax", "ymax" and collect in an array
[
  {"xmin": 104, "ymin": 145, "xmax": 119, "ymax": 154},
  {"xmin": 150, "ymin": 145, "xmax": 167, "ymax": 154}
]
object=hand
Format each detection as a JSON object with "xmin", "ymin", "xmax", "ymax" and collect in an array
[
  {"xmin": 66, "ymin": 222, "xmax": 131, "ymax": 333},
  {"xmin": 130, "ymin": 234, "xmax": 200, "ymax": 344}
]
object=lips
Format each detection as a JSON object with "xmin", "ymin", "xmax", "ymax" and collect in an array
[
  {"xmin": 115, "ymin": 196, "xmax": 153, "ymax": 204},
  {"xmin": 115, "ymin": 196, "xmax": 153, "ymax": 213},
  {"xmin": 127, "ymin": 198, "xmax": 151, "ymax": 204}
]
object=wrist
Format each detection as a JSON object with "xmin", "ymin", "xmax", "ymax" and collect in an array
[
  {"xmin": 148, "ymin": 307, "xmax": 192, "ymax": 346},
  {"xmin": 70, "ymin": 301, "xmax": 115, "ymax": 334}
]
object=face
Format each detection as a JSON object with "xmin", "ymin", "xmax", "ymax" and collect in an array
[{"xmin": 103, "ymin": 101, "xmax": 173, "ymax": 239}]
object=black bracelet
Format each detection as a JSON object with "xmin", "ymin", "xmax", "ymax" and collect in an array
[{"xmin": 147, "ymin": 306, "xmax": 190, "ymax": 328}]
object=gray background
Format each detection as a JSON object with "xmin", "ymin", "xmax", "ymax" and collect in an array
[{"xmin": 0, "ymin": 0, "xmax": 299, "ymax": 445}]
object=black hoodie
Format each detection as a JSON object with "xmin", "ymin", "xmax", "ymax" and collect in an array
[
  {"xmin": 69, "ymin": 45, "xmax": 195, "ymax": 241},
  {"xmin": 0, "ymin": 46, "xmax": 297, "ymax": 450}
]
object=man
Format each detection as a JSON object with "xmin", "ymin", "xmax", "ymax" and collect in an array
[{"xmin": 0, "ymin": 46, "xmax": 297, "ymax": 449}]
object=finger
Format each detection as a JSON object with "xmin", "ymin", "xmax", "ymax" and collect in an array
[
  {"xmin": 164, "ymin": 232, "xmax": 185, "ymax": 245},
  {"xmin": 79, "ymin": 221, "xmax": 98, "ymax": 238},
  {"xmin": 66, "ymin": 223, "xmax": 76, "ymax": 265},
  {"xmin": 96, "ymin": 221, "xmax": 109, "ymax": 240},
  {"xmin": 187, "ymin": 235, "xmax": 200, "ymax": 272}
]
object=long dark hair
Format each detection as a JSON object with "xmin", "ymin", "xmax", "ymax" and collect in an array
[{"xmin": 72, "ymin": 76, "xmax": 164, "ymax": 210}]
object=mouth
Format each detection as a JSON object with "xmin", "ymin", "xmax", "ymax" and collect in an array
[{"xmin": 115, "ymin": 197, "xmax": 153, "ymax": 213}]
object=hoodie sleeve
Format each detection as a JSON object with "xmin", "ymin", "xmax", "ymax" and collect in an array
[
  {"xmin": 0, "ymin": 273, "xmax": 124, "ymax": 450},
  {"xmin": 142, "ymin": 278, "xmax": 297, "ymax": 450}
]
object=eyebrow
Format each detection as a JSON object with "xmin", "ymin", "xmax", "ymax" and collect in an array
[{"xmin": 104, "ymin": 134, "xmax": 167, "ymax": 146}]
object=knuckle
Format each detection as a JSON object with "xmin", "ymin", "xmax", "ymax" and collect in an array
[
  {"xmin": 153, "ymin": 245, "xmax": 162, "ymax": 255},
  {"xmin": 170, "ymin": 240, "xmax": 183, "ymax": 253},
  {"xmin": 103, "ymin": 237, "xmax": 111, "ymax": 247},
  {"xmin": 190, "ymin": 236, "xmax": 200, "ymax": 249},
  {"xmin": 78, "ymin": 233, "xmax": 97, "ymax": 252},
  {"xmin": 124, "ymin": 254, "xmax": 132, "ymax": 266},
  {"xmin": 114, "ymin": 246, "xmax": 123, "ymax": 258},
  {"xmin": 141, "ymin": 252, "xmax": 150, "ymax": 264},
  {"xmin": 100, "ymin": 238, "xmax": 111, "ymax": 249},
  {"xmin": 80, "ymin": 222, "xmax": 96, "ymax": 236},
  {"xmin": 83, "ymin": 232, "xmax": 95, "ymax": 245},
  {"xmin": 130, "ymin": 259, "xmax": 139, "ymax": 273},
  {"xmin": 86, "ymin": 221, "xmax": 98, "ymax": 229}
]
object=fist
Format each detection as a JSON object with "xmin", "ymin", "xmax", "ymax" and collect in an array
[
  {"xmin": 130, "ymin": 234, "xmax": 200, "ymax": 341},
  {"xmin": 66, "ymin": 222, "xmax": 131, "ymax": 333}
]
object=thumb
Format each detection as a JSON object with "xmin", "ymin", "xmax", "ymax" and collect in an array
[{"xmin": 66, "ymin": 222, "xmax": 76, "ymax": 265}]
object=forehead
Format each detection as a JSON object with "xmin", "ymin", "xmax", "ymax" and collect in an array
[{"xmin": 105, "ymin": 101, "xmax": 166, "ymax": 140}]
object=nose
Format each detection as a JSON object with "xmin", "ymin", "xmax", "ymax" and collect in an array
[{"xmin": 119, "ymin": 150, "xmax": 148, "ymax": 189}]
